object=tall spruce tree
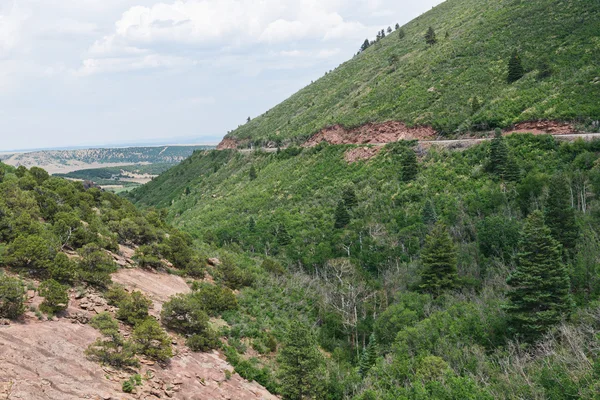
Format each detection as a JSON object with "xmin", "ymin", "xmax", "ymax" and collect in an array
[
  {"xmin": 277, "ymin": 324, "xmax": 325, "ymax": 400},
  {"xmin": 334, "ymin": 201, "xmax": 351, "ymax": 229},
  {"xmin": 505, "ymin": 211, "xmax": 573, "ymax": 342},
  {"xmin": 398, "ymin": 28, "xmax": 406, "ymax": 39},
  {"xmin": 422, "ymin": 199, "xmax": 437, "ymax": 226},
  {"xmin": 487, "ymin": 129, "xmax": 520, "ymax": 181},
  {"xmin": 342, "ymin": 187, "xmax": 358, "ymax": 209},
  {"xmin": 419, "ymin": 223, "xmax": 458, "ymax": 295},
  {"xmin": 507, "ymin": 50, "xmax": 525, "ymax": 83},
  {"xmin": 425, "ymin": 27, "xmax": 437, "ymax": 46},
  {"xmin": 359, "ymin": 333, "xmax": 378, "ymax": 377},
  {"xmin": 400, "ymin": 148, "xmax": 418, "ymax": 182},
  {"xmin": 544, "ymin": 174, "xmax": 579, "ymax": 253},
  {"xmin": 360, "ymin": 39, "xmax": 370, "ymax": 52}
]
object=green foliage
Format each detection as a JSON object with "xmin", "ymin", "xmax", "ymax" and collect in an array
[
  {"xmin": 277, "ymin": 324, "xmax": 326, "ymax": 400},
  {"xmin": 131, "ymin": 318, "xmax": 173, "ymax": 361},
  {"xmin": 49, "ymin": 253, "xmax": 79, "ymax": 283},
  {"xmin": 419, "ymin": 224, "xmax": 458, "ymax": 295},
  {"xmin": 122, "ymin": 379, "xmax": 134, "ymax": 393},
  {"xmin": 249, "ymin": 165, "xmax": 257, "ymax": 181},
  {"xmin": 487, "ymin": 129, "xmax": 520, "ymax": 181},
  {"xmin": 544, "ymin": 174, "xmax": 579, "ymax": 253},
  {"xmin": 0, "ymin": 275, "xmax": 26, "ymax": 319},
  {"xmin": 191, "ymin": 283, "xmax": 238, "ymax": 316},
  {"xmin": 116, "ymin": 291, "xmax": 152, "ymax": 326},
  {"xmin": 77, "ymin": 244, "xmax": 118, "ymax": 287},
  {"xmin": 86, "ymin": 313, "xmax": 139, "ymax": 368},
  {"xmin": 6, "ymin": 234, "xmax": 55, "ymax": 274},
  {"xmin": 425, "ymin": 26, "xmax": 437, "ymax": 46},
  {"xmin": 38, "ymin": 279, "xmax": 68, "ymax": 315},
  {"xmin": 359, "ymin": 333, "xmax": 378, "ymax": 377},
  {"xmin": 216, "ymin": 258, "xmax": 254, "ymax": 290},
  {"xmin": 133, "ymin": 243, "xmax": 165, "ymax": 269},
  {"xmin": 507, "ymin": 50, "xmax": 525, "ymax": 83},
  {"xmin": 505, "ymin": 211, "xmax": 573, "ymax": 342},
  {"xmin": 334, "ymin": 201, "xmax": 350, "ymax": 229},
  {"xmin": 342, "ymin": 186, "xmax": 358, "ymax": 209}
]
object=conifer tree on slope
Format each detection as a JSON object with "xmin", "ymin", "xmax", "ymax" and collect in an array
[
  {"xmin": 277, "ymin": 324, "xmax": 325, "ymax": 400},
  {"xmin": 487, "ymin": 129, "xmax": 519, "ymax": 181},
  {"xmin": 400, "ymin": 148, "xmax": 418, "ymax": 182},
  {"xmin": 507, "ymin": 50, "xmax": 525, "ymax": 83},
  {"xmin": 544, "ymin": 174, "xmax": 579, "ymax": 254},
  {"xmin": 419, "ymin": 223, "xmax": 458, "ymax": 295},
  {"xmin": 334, "ymin": 201, "xmax": 351, "ymax": 229},
  {"xmin": 425, "ymin": 27, "xmax": 437, "ymax": 46},
  {"xmin": 506, "ymin": 211, "xmax": 573, "ymax": 342},
  {"xmin": 359, "ymin": 333, "xmax": 378, "ymax": 377}
]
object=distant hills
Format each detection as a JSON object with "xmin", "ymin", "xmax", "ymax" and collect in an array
[
  {"xmin": 221, "ymin": 0, "xmax": 600, "ymax": 148},
  {"xmin": 0, "ymin": 145, "xmax": 214, "ymax": 175}
]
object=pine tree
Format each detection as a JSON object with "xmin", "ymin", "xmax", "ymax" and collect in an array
[
  {"xmin": 507, "ymin": 50, "xmax": 525, "ymax": 83},
  {"xmin": 387, "ymin": 26, "xmax": 392, "ymax": 34},
  {"xmin": 398, "ymin": 28, "xmax": 406, "ymax": 39},
  {"xmin": 360, "ymin": 39, "xmax": 370, "ymax": 52},
  {"xmin": 381, "ymin": 29, "xmax": 386, "ymax": 38},
  {"xmin": 425, "ymin": 27, "xmax": 437, "ymax": 46},
  {"xmin": 277, "ymin": 324, "xmax": 325, "ymax": 400},
  {"xmin": 342, "ymin": 186, "xmax": 358, "ymax": 209},
  {"xmin": 506, "ymin": 211, "xmax": 573, "ymax": 342},
  {"xmin": 419, "ymin": 223, "xmax": 458, "ymax": 295},
  {"xmin": 400, "ymin": 148, "xmax": 418, "ymax": 182},
  {"xmin": 359, "ymin": 333, "xmax": 378, "ymax": 377},
  {"xmin": 249, "ymin": 165, "xmax": 257, "ymax": 180},
  {"xmin": 471, "ymin": 97, "xmax": 481, "ymax": 114},
  {"xmin": 487, "ymin": 129, "xmax": 519, "ymax": 181},
  {"xmin": 248, "ymin": 217, "xmax": 256, "ymax": 232},
  {"xmin": 395, "ymin": 23, "xmax": 400, "ymax": 30},
  {"xmin": 277, "ymin": 224, "xmax": 292, "ymax": 246},
  {"xmin": 334, "ymin": 201, "xmax": 350, "ymax": 229},
  {"xmin": 544, "ymin": 174, "xmax": 579, "ymax": 253},
  {"xmin": 422, "ymin": 199, "xmax": 437, "ymax": 226}
]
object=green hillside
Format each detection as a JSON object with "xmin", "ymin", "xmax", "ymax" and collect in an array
[
  {"xmin": 130, "ymin": 135, "xmax": 600, "ymax": 398},
  {"xmin": 224, "ymin": 0, "xmax": 600, "ymax": 147}
]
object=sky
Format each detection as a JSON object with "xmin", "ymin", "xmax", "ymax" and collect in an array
[{"xmin": 0, "ymin": 0, "xmax": 444, "ymax": 151}]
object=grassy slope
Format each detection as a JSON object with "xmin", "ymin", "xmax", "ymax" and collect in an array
[{"xmin": 225, "ymin": 0, "xmax": 600, "ymax": 145}]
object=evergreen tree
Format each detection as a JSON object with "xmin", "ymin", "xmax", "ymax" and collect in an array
[
  {"xmin": 398, "ymin": 28, "xmax": 406, "ymax": 39},
  {"xmin": 537, "ymin": 60, "xmax": 552, "ymax": 80},
  {"xmin": 342, "ymin": 186, "xmax": 358, "ymax": 209},
  {"xmin": 334, "ymin": 201, "xmax": 351, "ymax": 229},
  {"xmin": 471, "ymin": 97, "xmax": 481, "ymax": 114},
  {"xmin": 360, "ymin": 39, "xmax": 370, "ymax": 52},
  {"xmin": 487, "ymin": 129, "xmax": 520, "ymax": 181},
  {"xmin": 248, "ymin": 217, "xmax": 256, "ymax": 232},
  {"xmin": 400, "ymin": 148, "xmax": 418, "ymax": 182},
  {"xmin": 39, "ymin": 279, "xmax": 69, "ymax": 315},
  {"xmin": 277, "ymin": 324, "xmax": 325, "ymax": 400},
  {"xmin": 419, "ymin": 223, "xmax": 458, "ymax": 295},
  {"xmin": 395, "ymin": 23, "xmax": 400, "ymax": 30},
  {"xmin": 505, "ymin": 211, "xmax": 573, "ymax": 342},
  {"xmin": 381, "ymin": 29, "xmax": 386, "ymax": 38},
  {"xmin": 387, "ymin": 26, "xmax": 392, "ymax": 34},
  {"xmin": 544, "ymin": 174, "xmax": 579, "ymax": 253},
  {"xmin": 249, "ymin": 165, "xmax": 257, "ymax": 180},
  {"xmin": 422, "ymin": 199, "xmax": 437, "ymax": 226},
  {"xmin": 507, "ymin": 50, "xmax": 525, "ymax": 83},
  {"xmin": 277, "ymin": 224, "xmax": 292, "ymax": 246},
  {"xmin": 359, "ymin": 333, "xmax": 378, "ymax": 377},
  {"xmin": 425, "ymin": 27, "xmax": 437, "ymax": 46}
]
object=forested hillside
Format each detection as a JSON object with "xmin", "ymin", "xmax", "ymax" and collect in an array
[
  {"xmin": 222, "ymin": 0, "xmax": 600, "ymax": 147},
  {"xmin": 130, "ymin": 134, "xmax": 600, "ymax": 398}
]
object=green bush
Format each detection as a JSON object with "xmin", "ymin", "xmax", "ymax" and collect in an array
[
  {"xmin": 0, "ymin": 275, "xmax": 26, "ymax": 319},
  {"xmin": 38, "ymin": 279, "xmax": 69, "ymax": 315},
  {"xmin": 116, "ymin": 291, "xmax": 152, "ymax": 326},
  {"xmin": 132, "ymin": 318, "xmax": 173, "ymax": 361}
]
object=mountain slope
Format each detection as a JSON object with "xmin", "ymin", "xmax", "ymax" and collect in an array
[{"xmin": 221, "ymin": 0, "xmax": 600, "ymax": 148}]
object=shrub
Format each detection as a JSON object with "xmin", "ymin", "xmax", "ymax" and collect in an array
[
  {"xmin": 38, "ymin": 279, "xmax": 69, "ymax": 315},
  {"xmin": 132, "ymin": 318, "xmax": 173, "ymax": 361},
  {"xmin": 116, "ymin": 291, "xmax": 152, "ymax": 326},
  {"xmin": 191, "ymin": 284, "xmax": 238, "ymax": 316},
  {"xmin": 0, "ymin": 275, "xmax": 26, "ymax": 319},
  {"xmin": 186, "ymin": 332, "xmax": 220, "ymax": 352}
]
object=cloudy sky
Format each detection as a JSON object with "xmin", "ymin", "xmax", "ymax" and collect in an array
[{"xmin": 0, "ymin": 0, "xmax": 443, "ymax": 151}]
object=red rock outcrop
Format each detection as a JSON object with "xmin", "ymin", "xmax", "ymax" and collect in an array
[
  {"xmin": 304, "ymin": 121, "xmax": 437, "ymax": 147},
  {"xmin": 508, "ymin": 121, "xmax": 576, "ymax": 135}
]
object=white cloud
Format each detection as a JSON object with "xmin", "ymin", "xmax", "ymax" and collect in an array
[
  {"xmin": 77, "ymin": 53, "xmax": 194, "ymax": 75},
  {"xmin": 0, "ymin": 2, "xmax": 29, "ymax": 57}
]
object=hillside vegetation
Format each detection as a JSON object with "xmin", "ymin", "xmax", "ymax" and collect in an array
[
  {"xmin": 130, "ymin": 134, "xmax": 600, "ymax": 398},
  {"xmin": 223, "ymin": 0, "xmax": 600, "ymax": 147}
]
